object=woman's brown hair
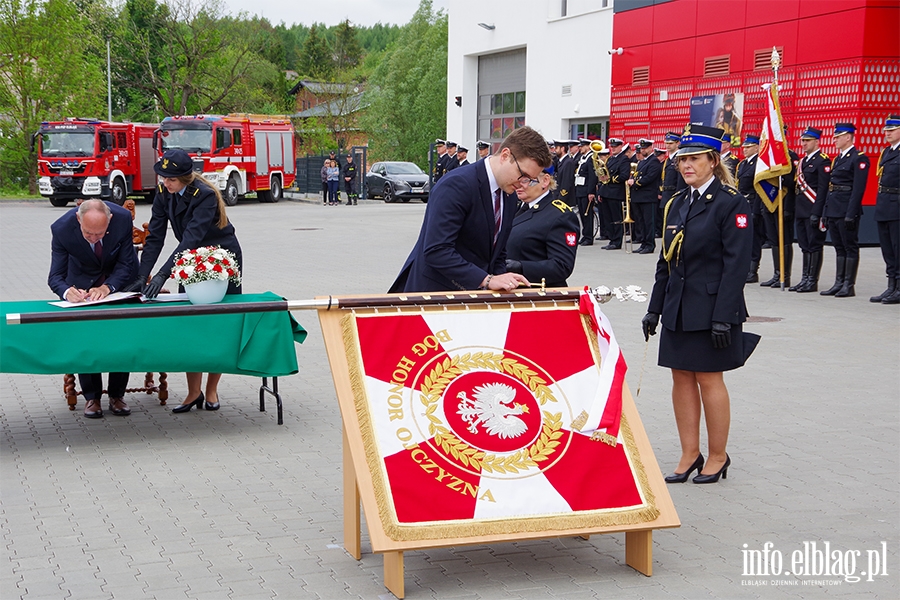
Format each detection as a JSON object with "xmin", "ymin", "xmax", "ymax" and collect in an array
[{"xmin": 176, "ymin": 172, "xmax": 229, "ymax": 228}]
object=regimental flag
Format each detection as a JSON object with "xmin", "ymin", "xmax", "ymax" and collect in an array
[
  {"xmin": 344, "ymin": 291, "xmax": 657, "ymax": 540},
  {"xmin": 753, "ymin": 82, "xmax": 793, "ymax": 213}
]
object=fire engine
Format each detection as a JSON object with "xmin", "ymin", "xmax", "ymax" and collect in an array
[
  {"xmin": 157, "ymin": 113, "xmax": 296, "ymax": 205},
  {"xmin": 35, "ymin": 119, "xmax": 158, "ymax": 207}
]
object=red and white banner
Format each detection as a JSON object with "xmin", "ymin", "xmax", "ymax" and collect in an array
[
  {"xmin": 347, "ymin": 292, "xmax": 656, "ymax": 536},
  {"xmin": 753, "ymin": 82, "xmax": 792, "ymax": 213}
]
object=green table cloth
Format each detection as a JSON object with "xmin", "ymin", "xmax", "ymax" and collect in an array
[{"xmin": 0, "ymin": 292, "xmax": 307, "ymax": 377}]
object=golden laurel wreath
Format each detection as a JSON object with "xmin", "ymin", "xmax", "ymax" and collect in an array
[{"xmin": 419, "ymin": 352, "xmax": 563, "ymax": 474}]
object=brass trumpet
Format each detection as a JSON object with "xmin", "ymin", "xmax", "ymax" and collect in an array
[
  {"xmin": 623, "ymin": 162, "xmax": 637, "ymax": 253},
  {"xmin": 591, "ymin": 140, "xmax": 610, "ymax": 184}
]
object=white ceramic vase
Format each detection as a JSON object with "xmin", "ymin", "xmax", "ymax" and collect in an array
[{"xmin": 184, "ymin": 278, "xmax": 228, "ymax": 305}]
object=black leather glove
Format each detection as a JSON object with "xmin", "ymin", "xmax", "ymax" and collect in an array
[
  {"xmin": 641, "ymin": 312, "xmax": 659, "ymax": 342},
  {"xmin": 844, "ymin": 217, "xmax": 857, "ymax": 232},
  {"xmin": 711, "ymin": 322, "xmax": 732, "ymax": 349},
  {"xmin": 505, "ymin": 259, "xmax": 523, "ymax": 274},
  {"xmin": 810, "ymin": 215, "xmax": 819, "ymax": 226},
  {"xmin": 142, "ymin": 272, "xmax": 168, "ymax": 299},
  {"xmin": 122, "ymin": 277, "xmax": 146, "ymax": 293}
]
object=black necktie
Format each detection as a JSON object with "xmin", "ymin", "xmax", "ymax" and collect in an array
[
  {"xmin": 94, "ymin": 239, "xmax": 103, "ymax": 260},
  {"xmin": 692, "ymin": 190, "xmax": 700, "ymax": 204},
  {"xmin": 515, "ymin": 202, "xmax": 529, "ymax": 216}
]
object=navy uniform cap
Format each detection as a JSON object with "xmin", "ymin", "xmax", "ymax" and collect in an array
[
  {"xmin": 458, "ymin": 146, "xmax": 468, "ymax": 153},
  {"xmin": 476, "ymin": 140, "xmax": 490, "ymax": 150},
  {"xmin": 800, "ymin": 127, "xmax": 822, "ymax": 140},
  {"xmin": 446, "ymin": 140, "xmax": 458, "ymax": 148},
  {"xmin": 673, "ymin": 124, "xmax": 726, "ymax": 157},
  {"xmin": 665, "ymin": 132, "xmax": 681, "ymax": 142},
  {"xmin": 638, "ymin": 138, "xmax": 654, "ymax": 148},
  {"xmin": 742, "ymin": 134, "xmax": 761, "ymax": 145},
  {"xmin": 834, "ymin": 123, "xmax": 856, "ymax": 136},
  {"xmin": 154, "ymin": 149, "xmax": 193, "ymax": 177},
  {"xmin": 608, "ymin": 138, "xmax": 624, "ymax": 147},
  {"xmin": 883, "ymin": 115, "xmax": 900, "ymax": 131},
  {"xmin": 578, "ymin": 138, "xmax": 591, "ymax": 146},
  {"xmin": 435, "ymin": 139, "xmax": 446, "ymax": 145},
  {"xmin": 654, "ymin": 148, "xmax": 666, "ymax": 155},
  {"xmin": 721, "ymin": 133, "xmax": 732, "ymax": 145}
]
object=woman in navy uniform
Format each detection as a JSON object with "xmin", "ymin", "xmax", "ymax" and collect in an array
[
  {"xmin": 641, "ymin": 125, "xmax": 759, "ymax": 484},
  {"xmin": 125, "ymin": 148, "xmax": 243, "ymax": 414},
  {"xmin": 505, "ymin": 167, "xmax": 579, "ymax": 287}
]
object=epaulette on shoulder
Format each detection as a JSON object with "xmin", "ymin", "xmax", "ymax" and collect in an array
[
  {"xmin": 158, "ymin": 183, "xmax": 164, "ymax": 193},
  {"xmin": 674, "ymin": 187, "xmax": 690, "ymax": 199},
  {"xmin": 560, "ymin": 189, "xmax": 568, "ymax": 196},
  {"xmin": 819, "ymin": 152, "xmax": 829, "ymax": 160},
  {"xmin": 551, "ymin": 198, "xmax": 571, "ymax": 213},
  {"xmin": 721, "ymin": 185, "xmax": 739, "ymax": 196}
]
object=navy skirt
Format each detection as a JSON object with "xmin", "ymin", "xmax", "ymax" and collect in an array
[{"xmin": 658, "ymin": 318, "xmax": 760, "ymax": 372}]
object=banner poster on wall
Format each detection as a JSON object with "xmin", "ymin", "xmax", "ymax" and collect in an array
[
  {"xmin": 340, "ymin": 292, "xmax": 660, "ymax": 542},
  {"xmin": 689, "ymin": 92, "xmax": 744, "ymax": 144}
]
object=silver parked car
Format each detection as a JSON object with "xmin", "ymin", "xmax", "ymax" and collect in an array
[{"xmin": 365, "ymin": 161, "xmax": 429, "ymax": 203}]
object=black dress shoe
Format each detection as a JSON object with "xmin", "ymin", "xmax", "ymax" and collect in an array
[
  {"xmin": 693, "ymin": 454, "xmax": 731, "ymax": 484},
  {"xmin": 664, "ymin": 455, "xmax": 704, "ymax": 483},
  {"xmin": 172, "ymin": 392, "xmax": 204, "ymax": 413},
  {"xmin": 637, "ymin": 246, "xmax": 654, "ymax": 255},
  {"xmin": 204, "ymin": 397, "xmax": 220, "ymax": 411},
  {"xmin": 579, "ymin": 240, "xmax": 593, "ymax": 246},
  {"xmin": 602, "ymin": 243, "xmax": 621, "ymax": 250}
]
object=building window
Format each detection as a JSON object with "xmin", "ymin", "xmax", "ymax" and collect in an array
[
  {"xmin": 704, "ymin": 55, "xmax": 731, "ymax": 77},
  {"xmin": 570, "ymin": 121, "xmax": 607, "ymax": 141},
  {"xmin": 479, "ymin": 89, "xmax": 526, "ymax": 145}
]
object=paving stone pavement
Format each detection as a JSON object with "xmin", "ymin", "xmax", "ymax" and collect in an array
[{"xmin": 1, "ymin": 196, "xmax": 897, "ymax": 599}]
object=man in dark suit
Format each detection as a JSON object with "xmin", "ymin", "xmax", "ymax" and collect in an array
[
  {"xmin": 871, "ymin": 114, "xmax": 900, "ymax": 304},
  {"xmin": 555, "ymin": 140, "xmax": 577, "ymax": 206},
  {"xmin": 737, "ymin": 135, "xmax": 762, "ymax": 281},
  {"xmin": 574, "ymin": 139, "xmax": 598, "ymax": 245},
  {"xmin": 389, "ymin": 126, "xmax": 552, "ymax": 293},
  {"xmin": 48, "ymin": 199, "xmax": 138, "ymax": 418},
  {"xmin": 628, "ymin": 139, "xmax": 663, "ymax": 254},
  {"xmin": 599, "ymin": 138, "xmax": 630, "ymax": 249},
  {"xmin": 820, "ymin": 123, "xmax": 870, "ymax": 298},
  {"xmin": 792, "ymin": 127, "xmax": 830, "ymax": 292}
]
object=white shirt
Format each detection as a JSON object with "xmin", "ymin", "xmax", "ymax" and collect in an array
[
  {"xmin": 689, "ymin": 177, "xmax": 715, "ymax": 204},
  {"xmin": 527, "ymin": 191, "xmax": 550, "ymax": 209}
]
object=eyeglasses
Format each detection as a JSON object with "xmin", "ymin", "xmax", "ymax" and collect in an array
[{"xmin": 509, "ymin": 151, "xmax": 540, "ymax": 187}]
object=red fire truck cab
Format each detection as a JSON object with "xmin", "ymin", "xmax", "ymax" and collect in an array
[
  {"xmin": 157, "ymin": 113, "xmax": 296, "ymax": 205},
  {"xmin": 35, "ymin": 119, "xmax": 158, "ymax": 207}
]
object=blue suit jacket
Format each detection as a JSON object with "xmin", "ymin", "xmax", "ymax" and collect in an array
[
  {"xmin": 48, "ymin": 202, "xmax": 138, "ymax": 299},
  {"xmin": 389, "ymin": 160, "xmax": 516, "ymax": 292}
]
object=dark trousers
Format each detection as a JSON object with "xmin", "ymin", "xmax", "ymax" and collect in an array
[
  {"xmin": 634, "ymin": 202, "xmax": 656, "ymax": 249},
  {"xmin": 321, "ymin": 181, "xmax": 328, "ymax": 203},
  {"xmin": 78, "ymin": 373, "xmax": 129, "ymax": 400},
  {"xmin": 750, "ymin": 213, "xmax": 766, "ymax": 263},
  {"xmin": 655, "ymin": 201, "xmax": 664, "ymax": 238},
  {"xmin": 602, "ymin": 199, "xmax": 624, "ymax": 245},
  {"xmin": 795, "ymin": 216, "xmax": 826, "ymax": 253},
  {"xmin": 576, "ymin": 196, "xmax": 594, "ymax": 243},
  {"xmin": 344, "ymin": 178, "xmax": 357, "ymax": 200},
  {"xmin": 827, "ymin": 217, "xmax": 860, "ymax": 260},
  {"xmin": 327, "ymin": 180, "xmax": 339, "ymax": 204},
  {"xmin": 877, "ymin": 219, "xmax": 900, "ymax": 278}
]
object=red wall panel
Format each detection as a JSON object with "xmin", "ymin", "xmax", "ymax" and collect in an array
[
  {"xmin": 694, "ymin": 31, "xmax": 746, "ymax": 74},
  {"xmin": 863, "ymin": 6, "xmax": 900, "ymax": 58},
  {"xmin": 652, "ymin": 39, "xmax": 698, "ymax": 81},
  {"xmin": 793, "ymin": 11, "xmax": 866, "ymax": 65},
  {"xmin": 612, "ymin": 9, "xmax": 648, "ymax": 48},
  {"xmin": 798, "ymin": 0, "xmax": 868, "ymax": 18},
  {"xmin": 746, "ymin": 0, "xmax": 800, "ymax": 27},
  {"xmin": 742, "ymin": 21, "xmax": 799, "ymax": 71},
  {"xmin": 696, "ymin": 0, "xmax": 745, "ymax": 37},
  {"xmin": 651, "ymin": 0, "xmax": 697, "ymax": 43}
]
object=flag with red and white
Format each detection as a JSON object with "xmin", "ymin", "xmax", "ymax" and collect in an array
[
  {"xmin": 350, "ymin": 291, "xmax": 653, "ymax": 534},
  {"xmin": 753, "ymin": 81, "xmax": 792, "ymax": 212}
]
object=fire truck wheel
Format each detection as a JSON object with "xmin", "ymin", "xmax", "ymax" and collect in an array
[
  {"xmin": 270, "ymin": 176, "xmax": 282, "ymax": 203},
  {"xmin": 224, "ymin": 175, "xmax": 240, "ymax": 206},
  {"xmin": 110, "ymin": 178, "xmax": 126, "ymax": 205},
  {"xmin": 49, "ymin": 197, "xmax": 69, "ymax": 207}
]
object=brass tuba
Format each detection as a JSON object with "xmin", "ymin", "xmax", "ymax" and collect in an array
[{"xmin": 590, "ymin": 140, "xmax": 610, "ymax": 184}]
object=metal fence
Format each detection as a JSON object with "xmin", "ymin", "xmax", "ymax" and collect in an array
[{"xmin": 293, "ymin": 147, "xmax": 368, "ymax": 199}]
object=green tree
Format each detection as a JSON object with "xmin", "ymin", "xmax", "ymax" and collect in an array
[
  {"xmin": 332, "ymin": 19, "xmax": 362, "ymax": 72},
  {"xmin": 297, "ymin": 24, "xmax": 332, "ymax": 79},
  {"xmin": 361, "ymin": 0, "xmax": 447, "ymax": 167},
  {"xmin": 0, "ymin": 0, "xmax": 105, "ymax": 193}
]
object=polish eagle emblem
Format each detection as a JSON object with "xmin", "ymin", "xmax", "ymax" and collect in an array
[{"xmin": 456, "ymin": 383, "xmax": 529, "ymax": 439}]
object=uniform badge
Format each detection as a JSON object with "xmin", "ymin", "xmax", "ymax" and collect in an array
[
  {"xmin": 824, "ymin": 166, "xmax": 831, "ymax": 173},
  {"xmin": 566, "ymin": 232, "xmax": 577, "ymax": 246},
  {"xmin": 859, "ymin": 162, "xmax": 867, "ymax": 169},
  {"xmin": 736, "ymin": 214, "xmax": 748, "ymax": 228}
]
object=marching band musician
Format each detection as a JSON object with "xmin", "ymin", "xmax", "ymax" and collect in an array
[
  {"xmin": 628, "ymin": 139, "xmax": 663, "ymax": 254},
  {"xmin": 599, "ymin": 138, "xmax": 630, "ymax": 250},
  {"xmin": 555, "ymin": 140, "xmax": 577, "ymax": 206},
  {"xmin": 575, "ymin": 139, "xmax": 598, "ymax": 246},
  {"xmin": 791, "ymin": 127, "xmax": 831, "ymax": 293}
]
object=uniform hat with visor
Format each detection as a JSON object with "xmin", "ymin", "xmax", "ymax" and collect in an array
[
  {"xmin": 672, "ymin": 125, "xmax": 727, "ymax": 157},
  {"xmin": 638, "ymin": 138, "xmax": 654, "ymax": 148},
  {"xmin": 608, "ymin": 138, "xmax": 624, "ymax": 147},
  {"xmin": 834, "ymin": 123, "xmax": 856, "ymax": 136},
  {"xmin": 154, "ymin": 149, "xmax": 194, "ymax": 177},
  {"xmin": 435, "ymin": 139, "xmax": 446, "ymax": 146},
  {"xmin": 476, "ymin": 140, "xmax": 490, "ymax": 150},
  {"xmin": 800, "ymin": 127, "xmax": 822, "ymax": 140},
  {"xmin": 883, "ymin": 115, "xmax": 900, "ymax": 131},
  {"xmin": 742, "ymin": 134, "xmax": 761, "ymax": 145}
]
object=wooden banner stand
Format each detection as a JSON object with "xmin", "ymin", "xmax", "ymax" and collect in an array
[{"xmin": 317, "ymin": 293, "xmax": 680, "ymax": 599}]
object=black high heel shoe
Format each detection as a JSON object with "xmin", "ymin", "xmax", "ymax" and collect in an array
[
  {"xmin": 204, "ymin": 396, "xmax": 220, "ymax": 411},
  {"xmin": 172, "ymin": 392, "xmax": 204, "ymax": 414},
  {"xmin": 664, "ymin": 454, "xmax": 704, "ymax": 483},
  {"xmin": 693, "ymin": 454, "xmax": 730, "ymax": 484}
]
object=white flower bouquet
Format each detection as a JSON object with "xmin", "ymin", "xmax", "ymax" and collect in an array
[{"xmin": 171, "ymin": 246, "xmax": 241, "ymax": 287}]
